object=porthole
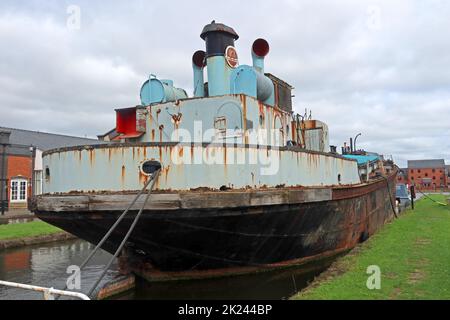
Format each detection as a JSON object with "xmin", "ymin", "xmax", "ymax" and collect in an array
[{"xmin": 141, "ymin": 160, "xmax": 162, "ymax": 176}]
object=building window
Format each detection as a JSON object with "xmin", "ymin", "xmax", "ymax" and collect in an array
[
  {"xmin": 418, "ymin": 169, "xmax": 421, "ymax": 173},
  {"xmin": 10, "ymin": 178, "xmax": 27, "ymax": 202},
  {"xmin": 432, "ymin": 169, "xmax": 435, "ymax": 173},
  {"xmin": 11, "ymin": 181, "xmax": 18, "ymax": 201},
  {"xmin": 20, "ymin": 181, "xmax": 26, "ymax": 200},
  {"xmin": 411, "ymin": 170, "xmax": 414, "ymax": 173}
]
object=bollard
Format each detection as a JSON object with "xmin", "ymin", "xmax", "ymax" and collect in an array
[{"xmin": 410, "ymin": 185, "xmax": 415, "ymax": 210}]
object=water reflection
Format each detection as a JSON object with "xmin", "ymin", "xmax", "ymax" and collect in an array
[
  {"xmin": 1, "ymin": 239, "xmax": 335, "ymax": 300},
  {"xmin": 119, "ymin": 258, "xmax": 333, "ymax": 300},
  {"xmin": 0, "ymin": 239, "xmax": 118, "ymax": 300}
]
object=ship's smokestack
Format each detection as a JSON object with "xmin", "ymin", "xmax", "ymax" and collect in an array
[
  {"xmin": 252, "ymin": 38, "xmax": 269, "ymax": 73},
  {"xmin": 192, "ymin": 50, "xmax": 206, "ymax": 97},
  {"xmin": 200, "ymin": 21, "xmax": 239, "ymax": 96}
]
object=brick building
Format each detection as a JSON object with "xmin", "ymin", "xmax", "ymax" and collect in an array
[
  {"xmin": 0, "ymin": 127, "xmax": 99, "ymax": 213},
  {"xmin": 447, "ymin": 165, "xmax": 450, "ymax": 188},
  {"xmin": 406, "ymin": 159, "xmax": 447, "ymax": 191}
]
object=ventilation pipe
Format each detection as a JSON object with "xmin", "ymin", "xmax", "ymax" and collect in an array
[
  {"xmin": 192, "ymin": 50, "xmax": 206, "ymax": 97},
  {"xmin": 252, "ymin": 38, "xmax": 269, "ymax": 72},
  {"xmin": 251, "ymin": 38, "xmax": 273, "ymax": 102}
]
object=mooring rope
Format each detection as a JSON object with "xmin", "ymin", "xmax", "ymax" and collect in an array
[
  {"xmin": 56, "ymin": 169, "xmax": 160, "ymax": 299},
  {"xmin": 87, "ymin": 169, "xmax": 161, "ymax": 298},
  {"xmin": 415, "ymin": 188, "xmax": 449, "ymax": 207},
  {"xmin": 383, "ymin": 175, "xmax": 398, "ymax": 219}
]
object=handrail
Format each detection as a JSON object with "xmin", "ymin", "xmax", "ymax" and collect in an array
[{"xmin": 0, "ymin": 280, "xmax": 90, "ymax": 300}]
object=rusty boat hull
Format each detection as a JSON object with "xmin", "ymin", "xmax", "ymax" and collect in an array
[{"xmin": 32, "ymin": 170, "xmax": 396, "ymax": 280}]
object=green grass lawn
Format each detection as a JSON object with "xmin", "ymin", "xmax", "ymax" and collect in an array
[
  {"xmin": 0, "ymin": 220, "xmax": 63, "ymax": 241},
  {"xmin": 292, "ymin": 195, "xmax": 450, "ymax": 300}
]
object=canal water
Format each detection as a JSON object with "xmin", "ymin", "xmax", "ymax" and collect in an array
[
  {"xmin": 0, "ymin": 239, "xmax": 334, "ymax": 300},
  {"xmin": 0, "ymin": 239, "xmax": 118, "ymax": 300}
]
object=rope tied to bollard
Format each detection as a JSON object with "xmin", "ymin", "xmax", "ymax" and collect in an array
[{"xmin": 383, "ymin": 175, "xmax": 398, "ymax": 219}]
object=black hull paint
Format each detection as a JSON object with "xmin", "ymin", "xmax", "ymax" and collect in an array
[{"xmin": 36, "ymin": 177, "xmax": 395, "ymax": 273}]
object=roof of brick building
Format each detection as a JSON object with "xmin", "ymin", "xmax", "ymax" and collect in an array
[
  {"xmin": 0, "ymin": 126, "xmax": 101, "ymax": 156},
  {"xmin": 408, "ymin": 159, "xmax": 446, "ymax": 169}
]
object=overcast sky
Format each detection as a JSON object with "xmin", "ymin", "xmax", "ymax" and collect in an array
[{"xmin": 1, "ymin": 0, "xmax": 449, "ymax": 167}]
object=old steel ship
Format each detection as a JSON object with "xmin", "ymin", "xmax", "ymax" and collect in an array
[{"xmin": 31, "ymin": 22, "xmax": 397, "ymax": 281}]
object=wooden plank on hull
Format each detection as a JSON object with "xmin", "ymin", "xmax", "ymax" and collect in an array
[
  {"xmin": 249, "ymin": 190, "xmax": 289, "ymax": 206},
  {"xmin": 88, "ymin": 194, "xmax": 181, "ymax": 211},
  {"xmin": 180, "ymin": 192, "xmax": 251, "ymax": 209},
  {"xmin": 36, "ymin": 195, "xmax": 90, "ymax": 212},
  {"xmin": 33, "ymin": 188, "xmax": 336, "ymax": 212},
  {"xmin": 33, "ymin": 171, "xmax": 395, "ymax": 213},
  {"xmin": 303, "ymin": 189, "xmax": 332, "ymax": 202},
  {"xmin": 287, "ymin": 190, "xmax": 306, "ymax": 203}
]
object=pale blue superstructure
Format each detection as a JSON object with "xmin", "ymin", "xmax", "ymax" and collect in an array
[{"xmin": 40, "ymin": 21, "xmax": 364, "ymax": 195}]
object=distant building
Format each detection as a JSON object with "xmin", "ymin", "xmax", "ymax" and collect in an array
[
  {"xmin": 0, "ymin": 127, "xmax": 100, "ymax": 212},
  {"xmin": 447, "ymin": 165, "xmax": 450, "ymax": 188},
  {"xmin": 406, "ymin": 159, "xmax": 447, "ymax": 190},
  {"xmin": 97, "ymin": 128, "xmax": 120, "ymax": 142}
]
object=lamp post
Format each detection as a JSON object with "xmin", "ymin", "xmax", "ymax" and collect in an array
[
  {"xmin": 354, "ymin": 133, "xmax": 362, "ymax": 152},
  {"xmin": 0, "ymin": 144, "xmax": 5, "ymax": 216}
]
